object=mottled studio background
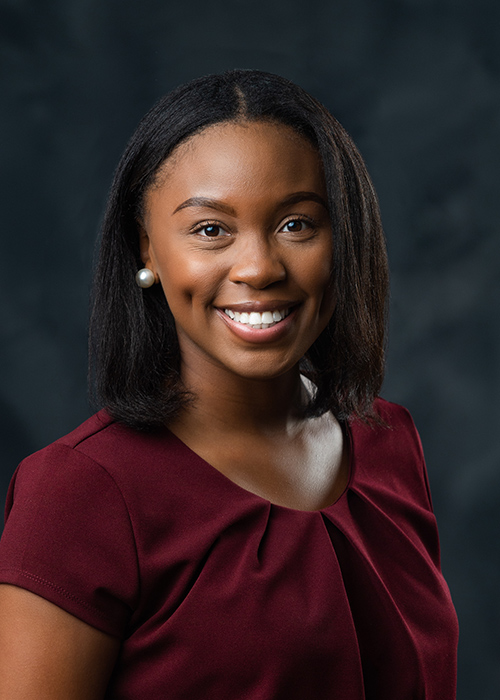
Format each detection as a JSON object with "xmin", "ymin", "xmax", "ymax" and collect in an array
[{"xmin": 1, "ymin": 0, "xmax": 499, "ymax": 697}]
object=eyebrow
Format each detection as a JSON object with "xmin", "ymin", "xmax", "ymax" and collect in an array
[
  {"xmin": 173, "ymin": 197, "xmax": 237, "ymax": 216},
  {"xmin": 172, "ymin": 191, "xmax": 328, "ymax": 216}
]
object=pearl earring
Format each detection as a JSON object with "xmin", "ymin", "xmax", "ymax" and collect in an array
[{"xmin": 135, "ymin": 268, "xmax": 155, "ymax": 288}]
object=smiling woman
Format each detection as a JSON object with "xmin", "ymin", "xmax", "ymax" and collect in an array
[
  {"xmin": 0, "ymin": 70, "xmax": 458, "ymax": 699},
  {"xmin": 91, "ymin": 71, "xmax": 389, "ymax": 432},
  {"xmin": 139, "ymin": 121, "xmax": 335, "ymax": 385}
]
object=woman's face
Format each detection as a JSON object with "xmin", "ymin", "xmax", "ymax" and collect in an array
[{"xmin": 140, "ymin": 120, "xmax": 335, "ymax": 383}]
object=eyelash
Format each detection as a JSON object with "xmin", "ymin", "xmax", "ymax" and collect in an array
[
  {"xmin": 280, "ymin": 216, "xmax": 316, "ymax": 233},
  {"xmin": 191, "ymin": 216, "xmax": 317, "ymax": 239},
  {"xmin": 191, "ymin": 221, "xmax": 230, "ymax": 238}
]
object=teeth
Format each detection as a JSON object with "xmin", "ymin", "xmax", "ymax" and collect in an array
[{"xmin": 224, "ymin": 308, "xmax": 290, "ymax": 328}]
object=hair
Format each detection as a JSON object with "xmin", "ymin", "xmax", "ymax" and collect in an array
[{"xmin": 89, "ymin": 69, "xmax": 389, "ymax": 431}]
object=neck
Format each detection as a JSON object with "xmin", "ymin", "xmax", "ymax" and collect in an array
[{"xmin": 171, "ymin": 358, "xmax": 308, "ymax": 437}]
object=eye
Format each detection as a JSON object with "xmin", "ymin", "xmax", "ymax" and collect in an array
[
  {"xmin": 201, "ymin": 224, "xmax": 223, "ymax": 237},
  {"xmin": 194, "ymin": 223, "xmax": 229, "ymax": 238},
  {"xmin": 281, "ymin": 218, "xmax": 311, "ymax": 233}
]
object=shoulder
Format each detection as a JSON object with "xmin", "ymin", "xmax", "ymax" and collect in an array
[
  {"xmin": 4, "ymin": 412, "xmax": 148, "ymax": 537},
  {"xmin": 375, "ymin": 398, "xmax": 426, "ymax": 468},
  {"xmin": 7, "ymin": 411, "xmax": 126, "ymax": 506},
  {"xmin": 353, "ymin": 397, "xmax": 424, "ymax": 455},
  {"xmin": 7, "ymin": 411, "xmax": 202, "ymax": 529},
  {"xmin": 5, "ymin": 410, "xmax": 142, "ymax": 533},
  {"xmin": 56, "ymin": 408, "xmax": 144, "ymax": 463},
  {"xmin": 13, "ymin": 410, "xmax": 175, "ymax": 492},
  {"xmin": 349, "ymin": 397, "xmax": 432, "ymax": 510},
  {"xmin": 373, "ymin": 397, "xmax": 420, "ymax": 430}
]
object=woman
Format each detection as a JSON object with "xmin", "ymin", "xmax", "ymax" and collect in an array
[{"xmin": 0, "ymin": 70, "xmax": 458, "ymax": 699}]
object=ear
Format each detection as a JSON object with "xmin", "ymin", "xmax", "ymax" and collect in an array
[{"xmin": 138, "ymin": 225, "xmax": 156, "ymax": 272}]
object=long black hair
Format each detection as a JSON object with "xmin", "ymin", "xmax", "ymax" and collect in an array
[{"xmin": 89, "ymin": 69, "xmax": 389, "ymax": 430}]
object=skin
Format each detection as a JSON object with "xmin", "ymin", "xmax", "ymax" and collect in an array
[
  {"xmin": 0, "ymin": 119, "xmax": 350, "ymax": 697},
  {"xmin": 0, "ymin": 585, "xmax": 119, "ymax": 699},
  {"xmin": 141, "ymin": 120, "xmax": 349, "ymax": 510}
]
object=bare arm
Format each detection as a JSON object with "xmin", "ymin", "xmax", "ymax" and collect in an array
[{"xmin": 0, "ymin": 584, "xmax": 120, "ymax": 700}]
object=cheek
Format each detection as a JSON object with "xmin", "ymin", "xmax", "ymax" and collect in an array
[
  {"xmin": 298, "ymin": 244, "xmax": 333, "ymax": 294},
  {"xmin": 316, "ymin": 277, "xmax": 336, "ymax": 324},
  {"xmin": 155, "ymin": 251, "xmax": 224, "ymax": 310},
  {"xmin": 302, "ymin": 247, "xmax": 336, "ymax": 322}
]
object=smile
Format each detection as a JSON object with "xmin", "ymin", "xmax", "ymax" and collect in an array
[{"xmin": 223, "ymin": 308, "xmax": 291, "ymax": 330}]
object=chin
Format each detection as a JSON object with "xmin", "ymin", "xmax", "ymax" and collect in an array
[{"xmin": 225, "ymin": 357, "xmax": 300, "ymax": 382}]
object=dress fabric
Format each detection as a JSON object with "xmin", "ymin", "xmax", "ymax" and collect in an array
[{"xmin": 0, "ymin": 398, "xmax": 458, "ymax": 699}]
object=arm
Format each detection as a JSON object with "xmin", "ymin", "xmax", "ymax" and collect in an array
[{"xmin": 0, "ymin": 584, "xmax": 120, "ymax": 700}]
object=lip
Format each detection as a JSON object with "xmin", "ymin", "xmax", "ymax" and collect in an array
[{"xmin": 215, "ymin": 305, "xmax": 298, "ymax": 344}]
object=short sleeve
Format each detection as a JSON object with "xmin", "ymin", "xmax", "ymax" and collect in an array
[
  {"xmin": 0, "ymin": 443, "xmax": 139, "ymax": 636},
  {"xmin": 388, "ymin": 401, "xmax": 435, "ymax": 510},
  {"xmin": 373, "ymin": 398, "xmax": 435, "ymax": 513}
]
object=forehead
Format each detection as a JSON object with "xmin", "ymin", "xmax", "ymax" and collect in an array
[{"xmin": 151, "ymin": 120, "xmax": 324, "ymax": 196}]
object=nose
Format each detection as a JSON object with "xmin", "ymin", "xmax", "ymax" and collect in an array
[{"xmin": 228, "ymin": 235, "xmax": 286, "ymax": 289}]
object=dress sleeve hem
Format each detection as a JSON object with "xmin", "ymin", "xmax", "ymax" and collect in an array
[{"xmin": 0, "ymin": 567, "xmax": 125, "ymax": 637}]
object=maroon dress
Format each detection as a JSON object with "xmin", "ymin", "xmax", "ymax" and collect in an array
[{"xmin": 0, "ymin": 399, "xmax": 458, "ymax": 698}]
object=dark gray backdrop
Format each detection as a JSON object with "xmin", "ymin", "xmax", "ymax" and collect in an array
[{"xmin": 1, "ymin": 0, "xmax": 499, "ymax": 697}]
